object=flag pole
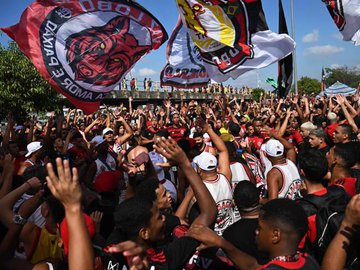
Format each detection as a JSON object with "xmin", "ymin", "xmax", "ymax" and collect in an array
[{"xmin": 290, "ymin": 0, "xmax": 298, "ymax": 95}]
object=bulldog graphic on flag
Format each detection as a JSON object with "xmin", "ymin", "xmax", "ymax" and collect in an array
[
  {"xmin": 175, "ymin": 0, "xmax": 295, "ymax": 83},
  {"xmin": 1, "ymin": 0, "xmax": 168, "ymax": 114}
]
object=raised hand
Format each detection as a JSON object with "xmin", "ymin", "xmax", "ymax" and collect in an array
[
  {"xmin": 90, "ymin": 211, "xmax": 103, "ymax": 234},
  {"xmin": 46, "ymin": 158, "xmax": 81, "ymax": 210},
  {"xmin": 195, "ymin": 117, "xmax": 210, "ymax": 133},
  {"xmin": 107, "ymin": 241, "xmax": 149, "ymax": 270},
  {"xmin": 335, "ymin": 94, "xmax": 345, "ymax": 105},
  {"xmin": 153, "ymin": 137, "xmax": 188, "ymax": 166}
]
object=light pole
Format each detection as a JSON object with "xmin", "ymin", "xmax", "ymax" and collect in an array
[{"xmin": 290, "ymin": 0, "xmax": 298, "ymax": 95}]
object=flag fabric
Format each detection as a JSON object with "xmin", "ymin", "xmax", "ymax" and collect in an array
[
  {"xmin": 1, "ymin": 0, "xmax": 167, "ymax": 114},
  {"xmin": 321, "ymin": 67, "xmax": 326, "ymax": 92},
  {"xmin": 266, "ymin": 77, "xmax": 278, "ymax": 89},
  {"xmin": 322, "ymin": 0, "xmax": 360, "ymax": 46},
  {"xmin": 160, "ymin": 18, "xmax": 210, "ymax": 89},
  {"xmin": 277, "ymin": 0, "xmax": 293, "ymax": 98},
  {"xmin": 175, "ymin": 0, "xmax": 295, "ymax": 83}
]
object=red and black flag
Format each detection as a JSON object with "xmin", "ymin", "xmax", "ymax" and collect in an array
[
  {"xmin": 277, "ymin": 0, "xmax": 293, "ymax": 98},
  {"xmin": 1, "ymin": 0, "xmax": 167, "ymax": 114},
  {"xmin": 175, "ymin": 0, "xmax": 295, "ymax": 83}
]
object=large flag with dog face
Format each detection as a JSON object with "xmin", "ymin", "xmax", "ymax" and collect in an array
[
  {"xmin": 322, "ymin": 0, "xmax": 360, "ymax": 45},
  {"xmin": 175, "ymin": 0, "xmax": 295, "ymax": 82},
  {"xmin": 160, "ymin": 17, "xmax": 210, "ymax": 89},
  {"xmin": 1, "ymin": 0, "xmax": 168, "ymax": 114}
]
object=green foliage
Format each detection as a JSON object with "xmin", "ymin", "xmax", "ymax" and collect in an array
[
  {"xmin": 0, "ymin": 41, "xmax": 62, "ymax": 121},
  {"xmin": 297, "ymin": 76, "xmax": 321, "ymax": 95},
  {"xmin": 325, "ymin": 66, "xmax": 360, "ymax": 89},
  {"xmin": 251, "ymin": 88, "xmax": 266, "ymax": 101}
]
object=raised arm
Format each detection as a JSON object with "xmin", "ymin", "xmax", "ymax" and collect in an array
[
  {"xmin": 187, "ymin": 226, "xmax": 259, "ymax": 270},
  {"xmin": 0, "ymin": 177, "xmax": 41, "ymax": 228},
  {"xmin": 196, "ymin": 117, "xmax": 231, "ymax": 180},
  {"xmin": 46, "ymin": 158, "xmax": 94, "ymax": 270},
  {"xmin": 116, "ymin": 116, "xmax": 134, "ymax": 145},
  {"xmin": 336, "ymin": 95, "xmax": 358, "ymax": 133},
  {"xmin": 154, "ymin": 137, "xmax": 217, "ymax": 228}
]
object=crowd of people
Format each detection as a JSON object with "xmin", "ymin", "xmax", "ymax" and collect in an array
[
  {"xmin": 0, "ymin": 92, "xmax": 360, "ymax": 270},
  {"xmin": 121, "ymin": 78, "xmax": 253, "ymax": 94}
]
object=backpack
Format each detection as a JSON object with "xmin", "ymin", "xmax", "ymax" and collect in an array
[{"xmin": 300, "ymin": 186, "xmax": 355, "ymax": 265}]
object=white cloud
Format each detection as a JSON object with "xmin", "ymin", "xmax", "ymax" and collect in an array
[
  {"xmin": 331, "ymin": 32, "xmax": 343, "ymax": 40},
  {"xmin": 304, "ymin": 45, "xmax": 344, "ymax": 56},
  {"xmin": 139, "ymin": 68, "xmax": 157, "ymax": 76},
  {"xmin": 302, "ymin": 29, "xmax": 319, "ymax": 43},
  {"xmin": 330, "ymin": 64, "xmax": 344, "ymax": 69}
]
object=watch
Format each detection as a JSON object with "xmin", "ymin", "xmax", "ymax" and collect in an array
[{"xmin": 13, "ymin": 214, "xmax": 27, "ymax": 225}]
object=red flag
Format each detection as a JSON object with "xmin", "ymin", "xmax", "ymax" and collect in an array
[{"xmin": 1, "ymin": 0, "xmax": 167, "ymax": 114}]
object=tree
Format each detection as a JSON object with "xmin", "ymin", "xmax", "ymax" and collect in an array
[
  {"xmin": 251, "ymin": 88, "xmax": 266, "ymax": 101},
  {"xmin": 297, "ymin": 76, "xmax": 321, "ymax": 95},
  {"xmin": 325, "ymin": 66, "xmax": 360, "ymax": 89},
  {"xmin": 0, "ymin": 41, "xmax": 63, "ymax": 121}
]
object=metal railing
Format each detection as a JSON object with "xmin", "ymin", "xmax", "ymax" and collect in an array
[{"xmin": 105, "ymin": 89, "xmax": 250, "ymax": 100}]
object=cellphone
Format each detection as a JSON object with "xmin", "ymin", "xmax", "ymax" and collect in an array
[{"xmin": 134, "ymin": 152, "xmax": 149, "ymax": 166}]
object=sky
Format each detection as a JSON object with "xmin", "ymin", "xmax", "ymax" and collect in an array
[{"xmin": 0, "ymin": 0, "xmax": 359, "ymax": 91}]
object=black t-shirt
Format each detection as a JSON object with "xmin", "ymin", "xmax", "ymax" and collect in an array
[
  {"xmin": 223, "ymin": 218, "xmax": 268, "ymax": 265},
  {"xmin": 258, "ymin": 253, "xmax": 320, "ymax": 270}
]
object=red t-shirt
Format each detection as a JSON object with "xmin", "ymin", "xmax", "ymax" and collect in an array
[
  {"xmin": 247, "ymin": 136, "xmax": 263, "ymax": 150},
  {"xmin": 166, "ymin": 125, "xmax": 187, "ymax": 141},
  {"xmin": 325, "ymin": 122, "xmax": 339, "ymax": 141},
  {"xmin": 330, "ymin": 177, "xmax": 357, "ymax": 197},
  {"xmin": 285, "ymin": 130, "xmax": 304, "ymax": 147}
]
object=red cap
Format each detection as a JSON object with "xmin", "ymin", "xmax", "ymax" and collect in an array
[
  {"xmin": 94, "ymin": 170, "xmax": 122, "ymax": 193},
  {"xmin": 60, "ymin": 214, "xmax": 96, "ymax": 255}
]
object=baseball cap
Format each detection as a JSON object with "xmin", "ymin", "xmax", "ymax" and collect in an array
[
  {"xmin": 194, "ymin": 152, "xmax": 218, "ymax": 171},
  {"xmin": 264, "ymin": 139, "xmax": 284, "ymax": 157},
  {"xmin": 102, "ymin": 128, "xmax": 114, "ymax": 136},
  {"xmin": 59, "ymin": 214, "xmax": 96, "ymax": 255},
  {"xmin": 91, "ymin": 135, "xmax": 106, "ymax": 147},
  {"xmin": 327, "ymin": 112, "xmax": 337, "ymax": 121},
  {"xmin": 94, "ymin": 170, "xmax": 122, "ymax": 193},
  {"xmin": 25, "ymin": 141, "xmax": 43, "ymax": 157}
]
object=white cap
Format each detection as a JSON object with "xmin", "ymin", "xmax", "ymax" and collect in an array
[
  {"xmin": 91, "ymin": 135, "xmax": 106, "ymax": 147},
  {"xmin": 264, "ymin": 139, "xmax": 284, "ymax": 157},
  {"xmin": 102, "ymin": 128, "xmax": 114, "ymax": 136},
  {"xmin": 25, "ymin": 141, "xmax": 43, "ymax": 157},
  {"xmin": 149, "ymin": 151, "xmax": 165, "ymax": 180},
  {"xmin": 194, "ymin": 152, "xmax": 218, "ymax": 171},
  {"xmin": 327, "ymin": 112, "xmax": 337, "ymax": 121}
]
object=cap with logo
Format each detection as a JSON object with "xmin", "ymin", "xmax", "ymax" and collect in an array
[{"xmin": 194, "ymin": 152, "xmax": 218, "ymax": 171}]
